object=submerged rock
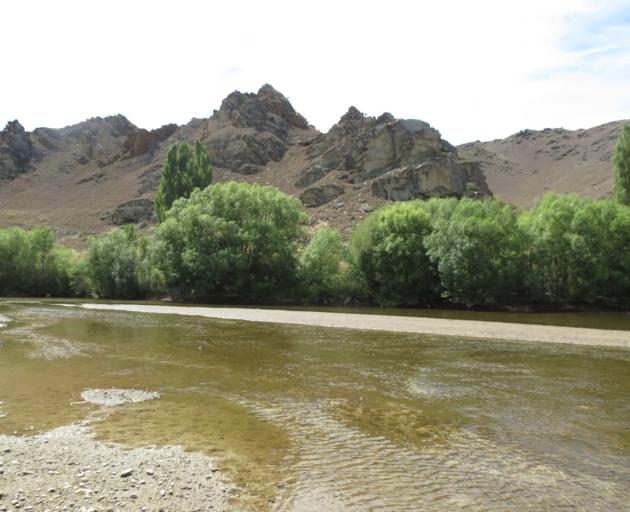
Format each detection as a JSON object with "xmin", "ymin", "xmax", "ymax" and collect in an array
[{"xmin": 80, "ymin": 388, "xmax": 160, "ymax": 406}]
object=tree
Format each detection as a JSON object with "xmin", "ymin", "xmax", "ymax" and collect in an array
[
  {"xmin": 299, "ymin": 228, "xmax": 347, "ymax": 302},
  {"xmin": 425, "ymin": 198, "xmax": 524, "ymax": 307},
  {"xmin": 154, "ymin": 182, "xmax": 306, "ymax": 300},
  {"xmin": 519, "ymin": 193, "xmax": 630, "ymax": 305},
  {"xmin": 613, "ymin": 124, "xmax": 630, "ymax": 205},
  {"xmin": 350, "ymin": 201, "xmax": 440, "ymax": 306},
  {"xmin": 155, "ymin": 141, "xmax": 213, "ymax": 222},
  {"xmin": 86, "ymin": 225, "xmax": 154, "ymax": 298}
]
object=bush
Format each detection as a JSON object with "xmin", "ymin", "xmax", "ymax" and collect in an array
[
  {"xmin": 86, "ymin": 225, "xmax": 155, "ymax": 299},
  {"xmin": 425, "ymin": 198, "xmax": 524, "ymax": 306},
  {"xmin": 154, "ymin": 182, "xmax": 306, "ymax": 300},
  {"xmin": 350, "ymin": 201, "xmax": 439, "ymax": 306},
  {"xmin": 0, "ymin": 227, "xmax": 76, "ymax": 296},
  {"xmin": 519, "ymin": 194, "xmax": 630, "ymax": 306},
  {"xmin": 299, "ymin": 228, "xmax": 349, "ymax": 302}
]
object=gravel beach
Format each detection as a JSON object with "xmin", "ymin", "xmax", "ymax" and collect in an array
[
  {"xmin": 67, "ymin": 303, "xmax": 630, "ymax": 349},
  {"xmin": 0, "ymin": 424, "xmax": 232, "ymax": 512}
]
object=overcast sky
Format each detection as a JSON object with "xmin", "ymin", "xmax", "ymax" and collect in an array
[{"xmin": 2, "ymin": 0, "xmax": 629, "ymax": 144}]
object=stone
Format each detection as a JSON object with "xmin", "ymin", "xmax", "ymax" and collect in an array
[
  {"xmin": 370, "ymin": 157, "xmax": 490, "ymax": 201},
  {"xmin": 120, "ymin": 468, "xmax": 133, "ymax": 478},
  {"xmin": 299, "ymin": 184, "xmax": 345, "ymax": 207},
  {"xmin": 109, "ymin": 199, "xmax": 155, "ymax": 226}
]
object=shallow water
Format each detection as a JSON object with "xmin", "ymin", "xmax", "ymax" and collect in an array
[{"xmin": 0, "ymin": 301, "xmax": 629, "ymax": 510}]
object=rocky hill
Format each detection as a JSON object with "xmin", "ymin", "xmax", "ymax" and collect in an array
[
  {"xmin": 458, "ymin": 121, "xmax": 626, "ymax": 207},
  {"xmin": 0, "ymin": 85, "xmax": 489, "ymax": 242}
]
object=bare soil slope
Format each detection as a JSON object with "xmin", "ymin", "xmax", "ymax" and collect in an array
[{"xmin": 458, "ymin": 121, "xmax": 626, "ymax": 207}]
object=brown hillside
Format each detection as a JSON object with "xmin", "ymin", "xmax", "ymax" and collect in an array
[
  {"xmin": 0, "ymin": 85, "xmax": 488, "ymax": 243},
  {"xmin": 458, "ymin": 121, "xmax": 626, "ymax": 207}
]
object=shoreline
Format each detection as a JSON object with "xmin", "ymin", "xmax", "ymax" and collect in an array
[
  {"xmin": 0, "ymin": 424, "xmax": 231, "ymax": 512},
  {"xmin": 65, "ymin": 303, "xmax": 630, "ymax": 349}
]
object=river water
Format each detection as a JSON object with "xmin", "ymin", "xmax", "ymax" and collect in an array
[{"xmin": 0, "ymin": 301, "xmax": 629, "ymax": 510}]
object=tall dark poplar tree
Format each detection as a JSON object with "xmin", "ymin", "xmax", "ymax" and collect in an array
[
  {"xmin": 155, "ymin": 141, "xmax": 213, "ymax": 221},
  {"xmin": 613, "ymin": 124, "xmax": 630, "ymax": 205}
]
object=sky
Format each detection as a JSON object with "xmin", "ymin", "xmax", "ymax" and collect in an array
[{"xmin": 1, "ymin": 0, "xmax": 629, "ymax": 144}]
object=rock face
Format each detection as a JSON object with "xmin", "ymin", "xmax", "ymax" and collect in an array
[
  {"xmin": 0, "ymin": 85, "xmax": 495, "ymax": 238},
  {"xmin": 0, "ymin": 120, "xmax": 33, "ymax": 180},
  {"xmin": 123, "ymin": 124, "xmax": 177, "ymax": 158},
  {"xmin": 205, "ymin": 84, "xmax": 312, "ymax": 171},
  {"xmin": 371, "ymin": 157, "xmax": 490, "ymax": 200},
  {"xmin": 295, "ymin": 107, "xmax": 489, "ymax": 206}
]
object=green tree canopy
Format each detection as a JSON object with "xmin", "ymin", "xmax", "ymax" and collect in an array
[
  {"xmin": 154, "ymin": 182, "xmax": 306, "ymax": 300},
  {"xmin": 0, "ymin": 227, "xmax": 77, "ymax": 296},
  {"xmin": 351, "ymin": 201, "xmax": 439, "ymax": 306},
  {"xmin": 299, "ymin": 228, "xmax": 348, "ymax": 302},
  {"xmin": 613, "ymin": 124, "xmax": 630, "ymax": 205},
  {"xmin": 155, "ymin": 141, "xmax": 213, "ymax": 222},
  {"xmin": 425, "ymin": 198, "xmax": 524, "ymax": 307},
  {"xmin": 519, "ymin": 193, "xmax": 630, "ymax": 305},
  {"xmin": 86, "ymin": 225, "xmax": 156, "ymax": 299}
]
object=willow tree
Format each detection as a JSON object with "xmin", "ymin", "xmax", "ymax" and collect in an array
[
  {"xmin": 613, "ymin": 124, "xmax": 630, "ymax": 205},
  {"xmin": 155, "ymin": 140, "xmax": 212, "ymax": 221}
]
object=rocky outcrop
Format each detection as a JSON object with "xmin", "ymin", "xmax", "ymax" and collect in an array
[
  {"xmin": 300, "ymin": 183, "xmax": 345, "ymax": 207},
  {"xmin": 0, "ymin": 120, "xmax": 33, "ymax": 180},
  {"xmin": 124, "ymin": 124, "xmax": 177, "ymax": 158},
  {"xmin": 205, "ymin": 84, "xmax": 313, "ymax": 171},
  {"xmin": 295, "ymin": 107, "xmax": 488, "ymax": 203},
  {"xmin": 371, "ymin": 157, "xmax": 490, "ymax": 201},
  {"xmin": 213, "ymin": 84, "xmax": 309, "ymax": 137},
  {"xmin": 205, "ymin": 131, "xmax": 286, "ymax": 170},
  {"xmin": 109, "ymin": 198, "xmax": 155, "ymax": 225}
]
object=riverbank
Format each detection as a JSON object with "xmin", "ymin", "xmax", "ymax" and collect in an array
[
  {"xmin": 66, "ymin": 303, "xmax": 630, "ymax": 349},
  {"xmin": 0, "ymin": 424, "xmax": 232, "ymax": 512}
]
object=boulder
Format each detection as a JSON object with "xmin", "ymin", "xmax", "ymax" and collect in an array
[
  {"xmin": 371, "ymin": 157, "xmax": 491, "ymax": 201},
  {"xmin": 109, "ymin": 198, "xmax": 156, "ymax": 225},
  {"xmin": 300, "ymin": 183, "xmax": 345, "ymax": 207}
]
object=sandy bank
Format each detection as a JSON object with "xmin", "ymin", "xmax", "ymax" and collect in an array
[{"xmin": 67, "ymin": 303, "xmax": 630, "ymax": 349}]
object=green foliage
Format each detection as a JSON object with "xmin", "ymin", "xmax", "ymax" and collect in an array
[
  {"xmin": 155, "ymin": 182, "xmax": 306, "ymax": 300},
  {"xmin": 0, "ymin": 227, "xmax": 76, "ymax": 296},
  {"xmin": 519, "ymin": 194, "xmax": 630, "ymax": 305},
  {"xmin": 155, "ymin": 141, "xmax": 213, "ymax": 222},
  {"xmin": 299, "ymin": 228, "xmax": 349, "ymax": 302},
  {"xmin": 425, "ymin": 198, "xmax": 524, "ymax": 306},
  {"xmin": 86, "ymin": 225, "xmax": 156, "ymax": 299},
  {"xmin": 613, "ymin": 124, "xmax": 630, "ymax": 205},
  {"xmin": 351, "ymin": 201, "xmax": 439, "ymax": 306}
]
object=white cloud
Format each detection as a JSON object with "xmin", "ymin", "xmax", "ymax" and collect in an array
[{"xmin": 1, "ymin": 0, "xmax": 628, "ymax": 144}]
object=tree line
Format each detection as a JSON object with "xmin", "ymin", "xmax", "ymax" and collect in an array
[{"xmin": 1, "ymin": 127, "xmax": 630, "ymax": 310}]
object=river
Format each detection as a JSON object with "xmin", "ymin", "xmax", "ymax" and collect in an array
[{"xmin": 0, "ymin": 300, "xmax": 629, "ymax": 510}]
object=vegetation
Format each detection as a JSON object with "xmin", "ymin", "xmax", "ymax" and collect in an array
[
  {"xmin": 613, "ymin": 124, "xmax": 630, "ymax": 205},
  {"xmin": 86, "ymin": 225, "xmax": 158, "ymax": 299},
  {"xmin": 155, "ymin": 141, "xmax": 213, "ymax": 222},
  {"xmin": 350, "ymin": 202, "xmax": 438, "ymax": 306},
  {"xmin": 299, "ymin": 228, "xmax": 349, "ymax": 302},
  {"xmin": 0, "ymin": 227, "xmax": 80, "ymax": 296},
  {"xmin": 2, "ymin": 175, "xmax": 630, "ymax": 310},
  {"xmin": 154, "ymin": 182, "xmax": 306, "ymax": 300}
]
